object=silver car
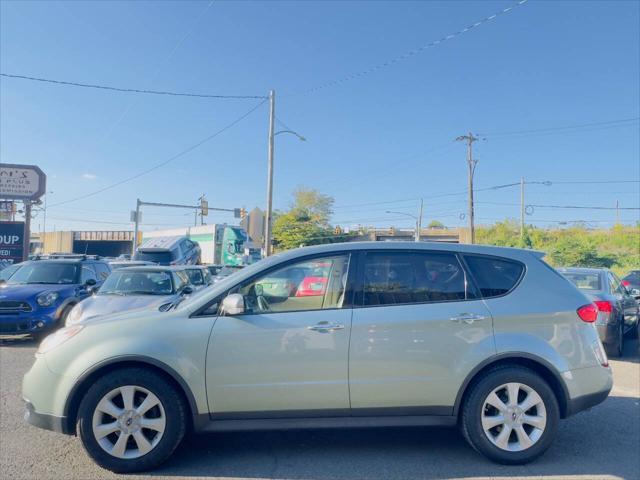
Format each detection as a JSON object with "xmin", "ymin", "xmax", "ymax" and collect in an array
[
  {"xmin": 23, "ymin": 242, "xmax": 612, "ymax": 472},
  {"xmin": 65, "ymin": 266, "xmax": 193, "ymax": 325}
]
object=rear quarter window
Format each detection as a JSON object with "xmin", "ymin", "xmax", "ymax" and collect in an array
[{"xmin": 463, "ymin": 255, "xmax": 524, "ymax": 298}]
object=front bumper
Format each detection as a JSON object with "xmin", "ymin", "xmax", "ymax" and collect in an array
[
  {"xmin": 22, "ymin": 354, "xmax": 76, "ymax": 435},
  {"xmin": 24, "ymin": 400, "xmax": 71, "ymax": 434},
  {"xmin": 0, "ymin": 307, "xmax": 58, "ymax": 335}
]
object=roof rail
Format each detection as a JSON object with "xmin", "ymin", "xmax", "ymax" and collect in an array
[{"xmin": 31, "ymin": 253, "xmax": 102, "ymax": 261}]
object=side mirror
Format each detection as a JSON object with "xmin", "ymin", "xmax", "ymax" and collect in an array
[
  {"xmin": 85, "ymin": 278, "xmax": 97, "ymax": 287},
  {"xmin": 181, "ymin": 285, "xmax": 194, "ymax": 295},
  {"xmin": 221, "ymin": 293, "xmax": 245, "ymax": 315}
]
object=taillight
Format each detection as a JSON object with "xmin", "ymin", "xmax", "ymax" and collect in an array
[
  {"xmin": 577, "ymin": 303, "xmax": 598, "ymax": 323},
  {"xmin": 593, "ymin": 300, "xmax": 613, "ymax": 313},
  {"xmin": 621, "ymin": 280, "xmax": 630, "ymax": 287}
]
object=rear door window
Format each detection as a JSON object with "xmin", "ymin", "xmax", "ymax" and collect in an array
[
  {"xmin": 361, "ymin": 251, "xmax": 472, "ymax": 306},
  {"xmin": 463, "ymin": 255, "xmax": 524, "ymax": 298}
]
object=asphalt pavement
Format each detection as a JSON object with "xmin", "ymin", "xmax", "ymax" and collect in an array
[{"xmin": 1, "ymin": 337, "xmax": 638, "ymax": 480}]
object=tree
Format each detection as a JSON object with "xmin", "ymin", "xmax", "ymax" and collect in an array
[
  {"xmin": 427, "ymin": 220, "xmax": 445, "ymax": 229},
  {"xmin": 272, "ymin": 188, "xmax": 339, "ymax": 251},
  {"xmin": 547, "ymin": 236, "xmax": 615, "ymax": 268}
]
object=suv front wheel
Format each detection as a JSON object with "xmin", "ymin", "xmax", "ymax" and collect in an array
[
  {"xmin": 76, "ymin": 368, "xmax": 186, "ymax": 473},
  {"xmin": 461, "ymin": 366, "xmax": 560, "ymax": 464}
]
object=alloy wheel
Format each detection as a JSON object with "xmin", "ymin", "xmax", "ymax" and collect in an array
[
  {"xmin": 92, "ymin": 385, "xmax": 166, "ymax": 459},
  {"xmin": 481, "ymin": 382, "xmax": 547, "ymax": 452}
]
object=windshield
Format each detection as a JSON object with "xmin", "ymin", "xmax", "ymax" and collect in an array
[
  {"xmin": 8, "ymin": 262, "xmax": 79, "ymax": 285},
  {"xmin": 133, "ymin": 251, "xmax": 173, "ymax": 263},
  {"xmin": 562, "ymin": 272, "xmax": 602, "ymax": 291},
  {"xmin": 99, "ymin": 270, "xmax": 175, "ymax": 295},
  {"xmin": 0, "ymin": 263, "xmax": 21, "ymax": 281}
]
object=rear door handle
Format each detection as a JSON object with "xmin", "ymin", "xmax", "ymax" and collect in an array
[
  {"xmin": 307, "ymin": 322, "xmax": 345, "ymax": 332},
  {"xmin": 450, "ymin": 313, "xmax": 486, "ymax": 324}
]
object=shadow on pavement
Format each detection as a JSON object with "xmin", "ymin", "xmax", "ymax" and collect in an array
[
  {"xmin": 146, "ymin": 395, "xmax": 639, "ymax": 480},
  {"xmin": 0, "ymin": 336, "xmax": 38, "ymax": 348}
]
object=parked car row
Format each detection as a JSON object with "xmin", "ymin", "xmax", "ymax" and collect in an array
[
  {"xmin": 0, "ymin": 254, "xmax": 220, "ymax": 340},
  {"xmin": 558, "ymin": 267, "xmax": 640, "ymax": 357},
  {"xmin": 22, "ymin": 242, "xmax": 616, "ymax": 472}
]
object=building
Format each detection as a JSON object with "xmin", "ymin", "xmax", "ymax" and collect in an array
[
  {"xmin": 347, "ymin": 227, "xmax": 469, "ymax": 243},
  {"xmin": 35, "ymin": 231, "xmax": 137, "ymax": 257}
]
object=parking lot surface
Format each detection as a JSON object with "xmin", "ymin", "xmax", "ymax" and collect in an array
[{"xmin": 1, "ymin": 337, "xmax": 638, "ymax": 480}]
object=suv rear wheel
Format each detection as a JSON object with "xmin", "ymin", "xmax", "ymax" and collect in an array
[
  {"xmin": 77, "ymin": 368, "xmax": 186, "ymax": 473},
  {"xmin": 461, "ymin": 366, "xmax": 559, "ymax": 464}
]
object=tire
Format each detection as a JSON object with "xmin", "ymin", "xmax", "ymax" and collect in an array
[
  {"xmin": 461, "ymin": 365, "xmax": 560, "ymax": 465},
  {"xmin": 58, "ymin": 305, "xmax": 73, "ymax": 327},
  {"xmin": 604, "ymin": 322, "xmax": 624, "ymax": 358},
  {"xmin": 76, "ymin": 368, "xmax": 186, "ymax": 473}
]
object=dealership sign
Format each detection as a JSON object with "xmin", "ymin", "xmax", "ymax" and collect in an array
[
  {"xmin": 0, "ymin": 221, "xmax": 25, "ymax": 265},
  {"xmin": 0, "ymin": 164, "xmax": 46, "ymax": 200}
]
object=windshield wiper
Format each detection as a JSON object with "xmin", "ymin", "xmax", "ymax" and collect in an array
[{"xmin": 98, "ymin": 291, "xmax": 127, "ymax": 296}]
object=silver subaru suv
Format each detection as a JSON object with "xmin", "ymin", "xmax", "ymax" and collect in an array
[{"xmin": 23, "ymin": 242, "xmax": 612, "ymax": 472}]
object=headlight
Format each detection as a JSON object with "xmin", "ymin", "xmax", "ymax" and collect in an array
[
  {"xmin": 65, "ymin": 305, "xmax": 82, "ymax": 326},
  {"xmin": 36, "ymin": 291, "xmax": 59, "ymax": 307},
  {"xmin": 37, "ymin": 325, "xmax": 84, "ymax": 355}
]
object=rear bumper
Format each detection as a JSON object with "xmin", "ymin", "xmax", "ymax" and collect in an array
[
  {"xmin": 596, "ymin": 323, "xmax": 619, "ymax": 345},
  {"xmin": 566, "ymin": 389, "xmax": 611, "ymax": 417},
  {"xmin": 564, "ymin": 365, "xmax": 613, "ymax": 417}
]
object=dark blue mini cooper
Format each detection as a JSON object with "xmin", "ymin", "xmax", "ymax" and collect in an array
[{"xmin": 0, "ymin": 255, "xmax": 111, "ymax": 340}]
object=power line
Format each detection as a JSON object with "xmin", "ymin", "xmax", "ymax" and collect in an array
[
  {"xmin": 478, "ymin": 117, "xmax": 640, "ymax": 137},
  {"xmin": 0, "ymin": 73, "xmax": 267, "ymax": 100},
  {"xmin": 48, "ymin": 98, "xmax": 267, "ymax": 208},
  {"xmin": 294, "ymin": 0, "xmax": 529, "ymax": 96},
  {"xmin": 529, "ymin": 204, "xmax": 640, "ymax": 211}
]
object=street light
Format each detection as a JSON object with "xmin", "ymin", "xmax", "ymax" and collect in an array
[
  {"xmin": 386, "ymin": 210, "xmax": 421, "ymax": 242},
  {"xmin": 264, "ymin": 89, "xmax": 306, "ymax": 257}
]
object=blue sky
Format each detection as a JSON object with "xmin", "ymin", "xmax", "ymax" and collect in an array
[{"xmin": 1, "ymin": 0, "xmax": 638, "ymax": 233}]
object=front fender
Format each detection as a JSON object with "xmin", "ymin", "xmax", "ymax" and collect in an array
[{"xmin": 43, "ymin": 313, "xmax": 214, "ymax": 418}]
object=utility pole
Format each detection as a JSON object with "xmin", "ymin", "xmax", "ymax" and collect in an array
[
  {"xmin": 43, "ymin": 192, "xmax": 48, "ymax": 234},
  {"xmin": 416, "ymin": 198, "xmax": 424, "ymax": 242},
  {"xmin": 455, "ymin": 133, "xmax": 479, "ymax": 244},
  {"xmin": 520, "ymin": 177, "xmax": 525, "ymax": 241},
  {"xmin": 132, "ymin": 198, "xmax": 141, "ymax": 255},
  {"xmin": 23, "ymin": 200, "xmax": 32, "ymax": 261},
  {"xmin": 616, "ymin": 200, "xmax": 620, "ymax": 225},
  {"xmin": 264, "ymin": 89, "xmax": 276, "ymax": 257}
]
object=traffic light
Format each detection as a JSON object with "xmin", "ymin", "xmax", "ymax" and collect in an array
[
  {"xmin": 200, "ymin": 198, "xmax": 208, "ymax": 216},
  {"xmin": 240, "ymin": 208, "xmax": 247, "ymax": 220}
]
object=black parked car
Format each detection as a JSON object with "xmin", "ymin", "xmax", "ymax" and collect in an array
[
  {"xmin": 559, "ymin": 267, "xmax": 639, "ymax": 357},
  {"xmin": 621, "ymin": 270, "xmax": 640, "ymax": 299}
]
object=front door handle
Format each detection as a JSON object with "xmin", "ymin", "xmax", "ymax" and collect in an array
[
  {"xmin": 307, "ymin": 321, "xmax": 345, "ymax": 332},
  {"xmin": 450, "ymin": 313, "xmax": 486, "ymax": 324}
]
